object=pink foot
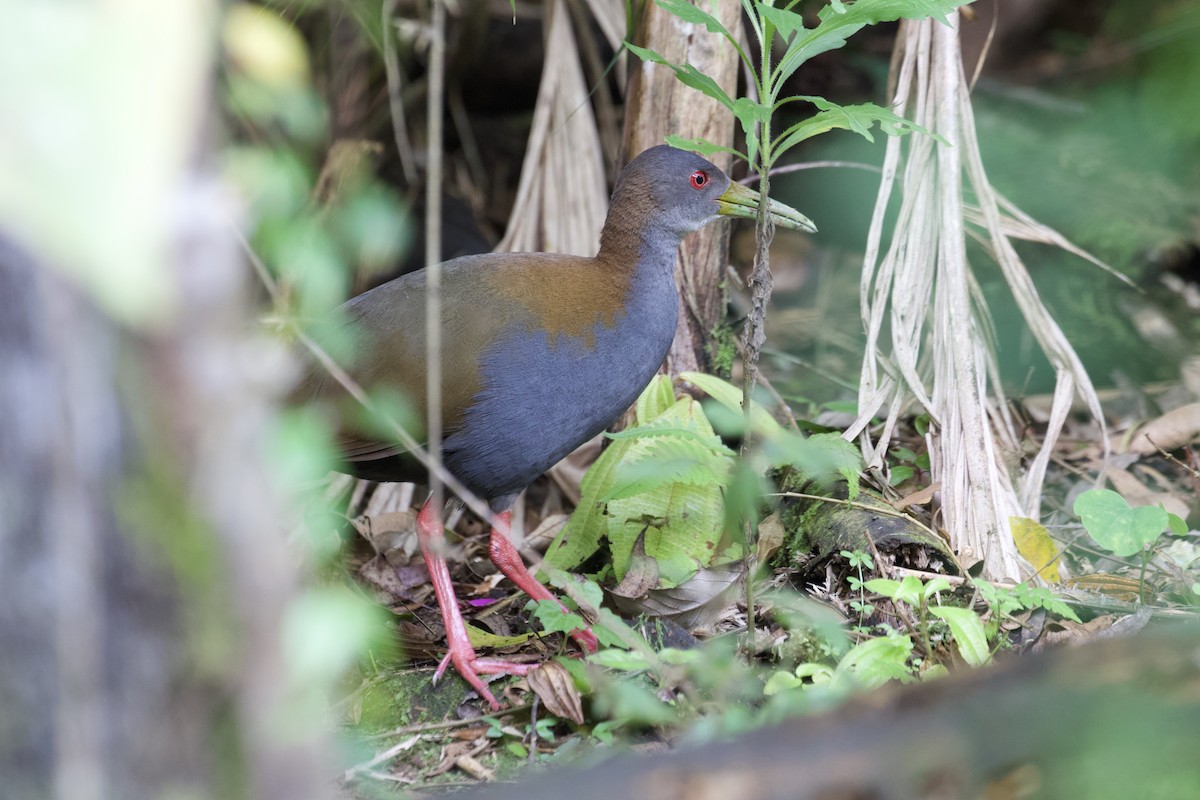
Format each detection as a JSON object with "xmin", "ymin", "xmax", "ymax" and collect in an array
[{"xmin": 433, "ymin": 640, "xmax": 534, "ymax": 710}]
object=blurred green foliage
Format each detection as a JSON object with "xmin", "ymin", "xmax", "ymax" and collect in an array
[{"xmin": 220, "ymin": 0, "xmax": 411, "ymax": 744}]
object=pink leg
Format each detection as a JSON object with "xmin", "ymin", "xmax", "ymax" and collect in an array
[
  {"xmin": 488, "ymin": 511, "xmax": 599, "ymax": 653},
  {"xmin": 415, "ymin": 500, "xmax": 533, "ymax": 709}
]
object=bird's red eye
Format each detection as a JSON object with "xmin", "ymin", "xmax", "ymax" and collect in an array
[{"xmin": 689, "ymin": 170, "xmax": 708, "ymax": 190}]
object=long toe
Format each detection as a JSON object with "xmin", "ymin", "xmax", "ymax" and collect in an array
[{"xmin": 436, "ymin": 643, "xmax": 537, "ymax": 710}]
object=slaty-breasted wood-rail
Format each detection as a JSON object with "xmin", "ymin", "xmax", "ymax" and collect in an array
[{"xmin": 300, "ymin": 145, "xmax": 816, "ymax": 707}]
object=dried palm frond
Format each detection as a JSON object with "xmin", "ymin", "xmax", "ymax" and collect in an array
[
  {"xmin": 496, "ymin": 0, "xmax": 609, "ymax": 256},
  {"xmin": 847, "ymin": 14, "xmax": 1109, "ymax": 582}
]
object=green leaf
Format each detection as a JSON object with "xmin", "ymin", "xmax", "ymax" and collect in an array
[
  {"xmin": 663, "ymin": 134, "xmax": 747, "ymax": 162},
  {"xmin": 465, "ymin": 625, "xmax": 533, "ymax": 649},
  {"xmin": 636, "ymin": 374, "xmax": 676, "ymax": 423},
  {"xmin": 654, "ymin": 0, "xmax": 738, "ymax": 43},
  {"xmin": 772, "ymin": 0, "xmax": 970, "ymax": 88},
  {"xmin": 1074, "ymin": 489, "xmax": 1168, "ymax": 557},
  {"xmin": 865, "ymin": 575, "xmax": 923, "ymax": 606},
  {"xmin": 1168, "ymin": 513, "xmax": 1189, "ymax": 536},
  {"xmin": 763, "ymin": 670, "xmax": 804, "ymax": 695},
  {"xmin": 864, "ymin": 577, "xmax": 900, "ymax": 598},
  {"xmin": 543, "ymin": 436, "xmax": 630, "ymax": 569},
  {"xmin": 928, "ymin": 606, "xmax": 990, "ymax": 667},
  {"xmin": 832, "ymin": 631, "xmax": 914, "ymax": 690},
  {"xmin": 594, "ymin": 680, "xmax": 678, "ymax": 726},
  {"xmin": 681, "ymin": 371, "xmax": 784, "ymax": 436},
  {"xmin": 731, "ymin": 95, "xmax": 772, "ymax": 140},
  {"xmin": 773, "ymin": 98, "xmax": 937, "ymax": 155},
  {"xmin": 623, "ymin": 42, "xmax": 734, "ymax": 109},
  {"xmin": 658, "ymin": 648, "xmax": 703, "ymax": 666},
  {"xmin": 922, "ymin": 577, "xmax": 953, "ymax": 598},
  {"xmin": 754, "ymin": 3, "xmax": 807, "ymax": 39},
  {"xmin": 793, "ymin": 662, "xmax": 835, "ymax": 683},
  {"xmin": 604, "ymin": 436, "xmax": 731, "ymax": 501},
  {"xmin": 767, "ymin": 431, "xmax": 862, "ymax": 499},
  {"xmin": 650, "ymin": 0, "xmax": 754, "ymax": 74},
  {"xmin": 589, "ymin": 648, "xmax": 652, "ymax": 671},
  {"xmin": 551, "ymin": 381, "xmax": 731, "ymax": 585},
  {"xmin": 527, "ymin": 599, "xmax": 588, "ymax": 637},
  {"xmin": 1009, "ymin": 584, "xmax": 1081, "ymax": 623}
]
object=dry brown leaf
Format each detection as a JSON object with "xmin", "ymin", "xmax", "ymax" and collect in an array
[
  {"xmin": 611, "ymin": 531, "xmax": 659, "ymax": 599},
  {"xmin": 1063, "ymin": 574, "xmax": 1143, "ymax": 602},
  {"xmin": 1034, "ymin": 615, "xmax": 1118, "ymax": 650},
  {"xmin": 524, "ymin": 512, "xmax": 569, "ymax": 553},
  {"xmin": 1129, "ymin": 402, "xmax": 1200, "ymax": 455},
  {"xmin": 614, "ymin": 562, "xmax": 744, "ymax": 632},
  {"xmin": 427, "ymin": 739, "xmax": 486, "ymax": 778},
  {"xmin": 455, "ymin": 753, "xmax": 494, "ymax": 782},
  {"xmin": 892, "ymin": 482, "xmax": 941, "ymax": 511},
  {"xmin": 496, "ymin": 0, "xmax": 606, "ymax": 257},
  {"xmin": 1106, "ymin": 466, "xmax": 1190, "ymax": 520},
  {"xmin": 848, "ymin": 16, "xmax": 1108, "ymax": 583},
  {"xmin": 351, "ymin": 509, "xmax": 415, "ymax": 553},
  {"xmin": 358, "ymin": 554, "xmax": 429, "ymax": 601},
  {"xmin": 756, "ymin": 512, "xmax": 785, "ymax": 563},
  {"xmin": 525, "ymin": 661, "xmax": 585, "ymax": 725}
]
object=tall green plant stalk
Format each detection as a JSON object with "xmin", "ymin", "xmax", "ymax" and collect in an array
[{"xmin": 627, "ymin": 0, "xmax": 968, "ymax": 647}]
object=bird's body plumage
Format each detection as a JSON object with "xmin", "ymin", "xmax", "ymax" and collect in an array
[{"xmin": 325, "ymin": 246, "xmax": 679, "ymax": 508}]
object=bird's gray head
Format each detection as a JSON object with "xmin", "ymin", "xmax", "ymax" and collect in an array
[
  {"xmin": 608, "ymin": 145, "xmax": 817, "ymax": 241},
  {"xmin": 611, "ymin": 145, "xmax": 731, "ymax": 237}
]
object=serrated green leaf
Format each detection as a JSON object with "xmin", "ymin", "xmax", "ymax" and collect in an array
[
  {"xmin": 754, "ymin": 3, "xmax": 807, "ymax": 39},
  {"xmin": 606, "ymin": 423, "xmax": 725, "ymax": 446},
  {"xmin": 768, "ymin": 431, "xmax": 862, "ymax": 498},
  {"xmin": 636, "ymin": 374, "xmax": 676, "ymax": 423},
  {"xmin": 928, "ymin": 606, "xmax": 990, "ymax": 667},
  {"xmin": 608, "ymin": 477, "xmax": 724, "ymax": 586},
  {"xmin": 731, "ymin": 96, "xmax": 772, "ymax": 139},
  {"xmin": 544, "ymin": 437, "xmax": 634, "ymax": 569},
  {"xmin": 681, "ymin": 371, "xmax": 783, "ymax": 436},
  {"xmin": 554, "ymin": 383, "xmax": 730, "ymax": 587},
  {"xmin": 650, "ymin": 0, "xmax": 754, "ymax": 77},
  {"xmin": 1074, "ymin": 489, "xmax": 1167, "ymax": 557},
  {"xmin": 605, "ymin": 436, "xmax": 731, "ymax": 501},
  {"xmin": 527, "ymin": 599, "xmax": 588, "ymax": 636}
]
